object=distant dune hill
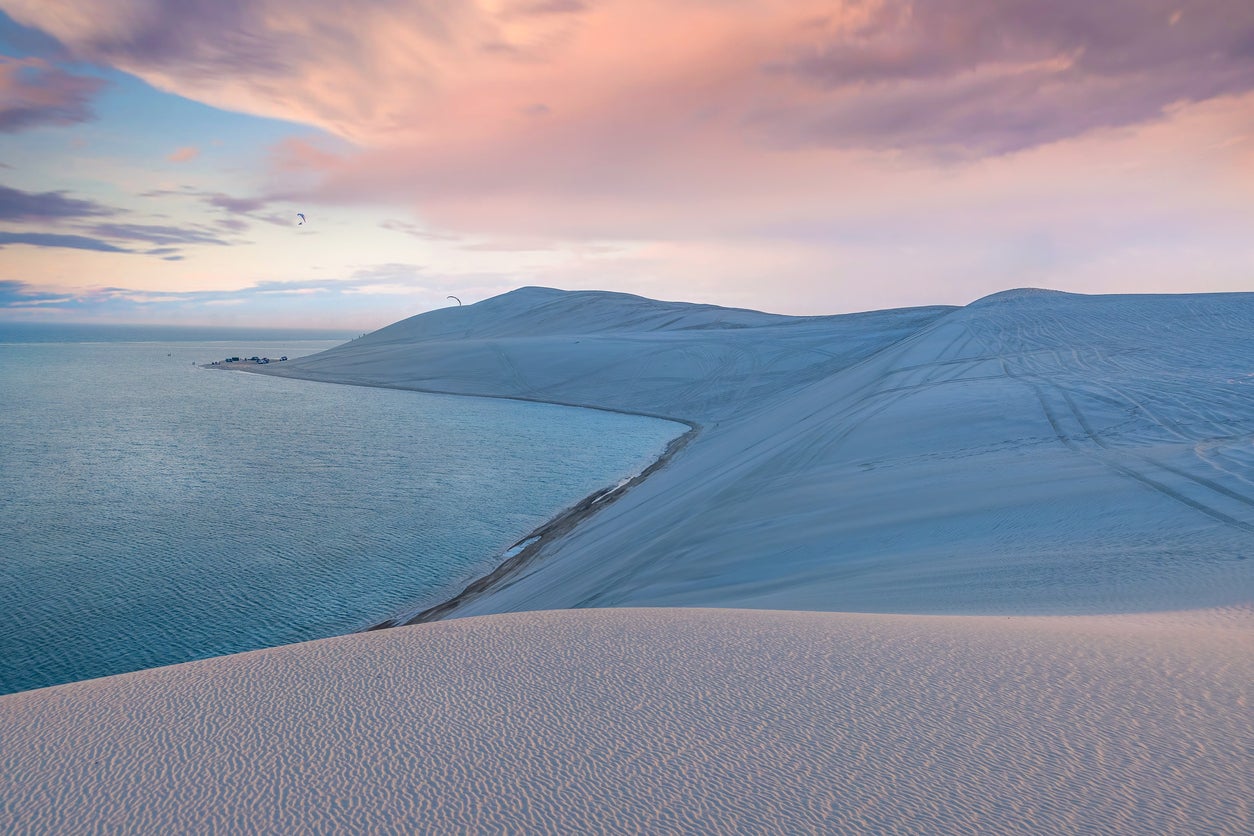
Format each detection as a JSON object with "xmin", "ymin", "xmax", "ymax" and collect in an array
[
  {"xmin": 259, "ymin": 288, "xmax": 1254, "ymax": 617},
  {"xmin": 268, "ymin": 287, "xmax": 954, "ymax": 422}
]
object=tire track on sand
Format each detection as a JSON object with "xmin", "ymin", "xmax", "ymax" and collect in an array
[{"xmin": 1002, "ymin": 357, "xmax": 1254, "ymax": 536}]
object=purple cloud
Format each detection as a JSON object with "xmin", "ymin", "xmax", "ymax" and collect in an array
[
  {"xmin": 0, "ymin": 189, "xmax": 229, "ymax": 257},
  {"xmin": 86, "ymin": 222, "xmax": 230, "ymax": 247},
  {"xmin": 214, "ymin": 217, "xmax": 251, "ymax": 233},
  {"xmin": 0, "ymin": 280, "xmax": 76, "ymax": 309},
  {"xmin": 0, "ymin": 56, "xmax": 105, "ymax": 133},
  {"xmin": 0, "ymin": 2, "xmax": 461, "ymax": 144},
  {"xmin": 0, "ymin": 230, "xmax": 131, "ymax": 252},
  {"xmin": 205, "ymin": 193, "xmax": 268, "ymax": 214},
  {"xmin": 38, "ymin": 1, "xmax": 294, "ymax": 77},
  {"xmin": 0, "ymin": 218, "xmax": 231, "ymax": 257},
  {"xmin": 139, "ymin": 186, "xmax": 298, "ymax": 230},
  {"xmin": 139, "ymin": 186, "xmax": 265, "ymax": 215},
  {"xmin": 771, "ymin": 0, "xmax": 1254, "ymax": 154},
  {"xmin": 0, "ymin": 184, "xmax": 114, "ymax": 221}
]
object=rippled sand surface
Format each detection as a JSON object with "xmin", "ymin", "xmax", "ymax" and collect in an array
[{"xmin": 1, "ymin": 608, "xmax": 1248, "ymax": 834}]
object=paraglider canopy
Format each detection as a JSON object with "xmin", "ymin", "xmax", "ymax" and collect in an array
[
  {"xmin": 447, "ymin": 295, "xmax": 462, "ymax": 305},
  {"xmin": 296, "ymin": 213, "xmax": 306, "ymax": 225}
]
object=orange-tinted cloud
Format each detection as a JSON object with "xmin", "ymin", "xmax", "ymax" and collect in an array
[
  {"xmin": 167, "ymin": 145, "xmax": 199, "ymax": 162},
  {"xmin": 7, "ymin": 0, "xmax": 1253, "ymax": 310},
  {"xmin": 11, "ymin": 0, "xmax": 1252, "ymax": 151}
]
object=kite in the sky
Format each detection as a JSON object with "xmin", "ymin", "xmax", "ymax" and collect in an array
[
  {"xmin": 296, "ymin": 213, "xmax": 306, "ymax": 225},
  {"xmin": 447, "ymin": 295, "xmax": 462, "ymax": 305}
]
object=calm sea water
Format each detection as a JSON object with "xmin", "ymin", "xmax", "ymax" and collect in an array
[{"xmin": 0, "ymin": 326, "xmax": 682, "ymax": 695}]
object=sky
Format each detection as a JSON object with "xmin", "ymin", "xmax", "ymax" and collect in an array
[{"xmin": 0, "ymin": 1, "xmax": 1250, "ymax": 329}]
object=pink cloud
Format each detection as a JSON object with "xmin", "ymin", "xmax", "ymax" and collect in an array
[
  {"xmin": 9, "ymin": 0, "xmax": 1253, "ymax": 310},
  {"xmin": 3, "ymin": 0, "xmax": 534, "ymax": 141},
  {"xmin": 11, "ymin": 0, "xmax": 1252, "ymax": 153},
  {"xmin": 167, "ymin": 146, "xmax": 199, "ymax": 162},
  {"xmin": 0, "ymin": 56, "xmax": 105, "ymax": 132},
  {"xmin": 768, "ymin": 0, "xmax": 1254, "ymax": 155}
]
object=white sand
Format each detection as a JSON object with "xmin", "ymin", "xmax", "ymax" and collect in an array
[
  {"xmin": 4, "ymin": 287, "xmax": 1252, "ymax": 832},
  {"xmin": 261, "ymin": 287, "xmax": 1254, "ymax": 616},
  {"xmin": 2, "ymin": 607, "xmax": 1248, "ymax": 834}
]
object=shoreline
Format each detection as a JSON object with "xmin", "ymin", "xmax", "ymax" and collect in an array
[
  {"xmin": 373, "ymin": 422, "xmax": 699, "ymax": 628},
  {"xmin": 208, "ymin": 361, "xmax": 696, "ymax": 426},
  {"xmin": 219, "ymin": 362, "xmax": 702, "ymax": 629}
]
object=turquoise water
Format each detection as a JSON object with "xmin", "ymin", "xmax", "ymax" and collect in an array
[{"xmin": 0, "ymin": 330, "xmax": 682, "ymax": 695}]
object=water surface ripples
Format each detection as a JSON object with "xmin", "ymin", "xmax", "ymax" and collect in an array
[{"xmin": 0, "ymin": 338, "xmax": 681, "ymax": 694}]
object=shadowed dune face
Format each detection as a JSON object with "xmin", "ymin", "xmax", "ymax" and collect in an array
[
  {"xmin": 0, "ymin": 608, "xmax": 1248, "ymax": 834},
  {"xmin": 259, "ymin": 288, "xmax": 1254, "ymax": 617}
]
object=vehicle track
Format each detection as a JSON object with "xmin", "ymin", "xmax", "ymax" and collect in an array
[{"xmin": 979, "ymin": 320, "xmax": 1254, "ymax": 536}]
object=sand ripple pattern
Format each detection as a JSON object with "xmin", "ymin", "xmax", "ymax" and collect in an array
[{"xmin": 0, "ymin": 608, "xmax": 1248, "ymax": 834}]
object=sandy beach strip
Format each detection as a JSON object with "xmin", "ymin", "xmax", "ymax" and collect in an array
[
  {"xmin": 0, "ymin": 606, "xmax": 1247, "ymax": 834},
  {"xmin": 214, "ymin": 357, "xmax": 702, "ymax": 630}
]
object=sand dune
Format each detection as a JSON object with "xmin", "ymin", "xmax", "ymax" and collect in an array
[
  {"xmin": 1, "ymin": 607, "xmax": 1248, "ymax": 834},
  {"xmin": 261, "ymin": 286, "xmax": 953, "ymax": 424},
  {"xmin": 261, "ymin": 287, "xmax": 1254, "ymax": 617},
  {"xmin": 6, "ymin": 287, "xmax": 1251, "ymax": 833}
]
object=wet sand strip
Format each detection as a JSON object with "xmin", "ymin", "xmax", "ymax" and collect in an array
[
  {"xmin": 212, "ymin": 361, "xmax": 700, "ymax": 629},
  {"xmin": 368, "ymin": 422, "xmax": 699, "ymax": 628}
]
